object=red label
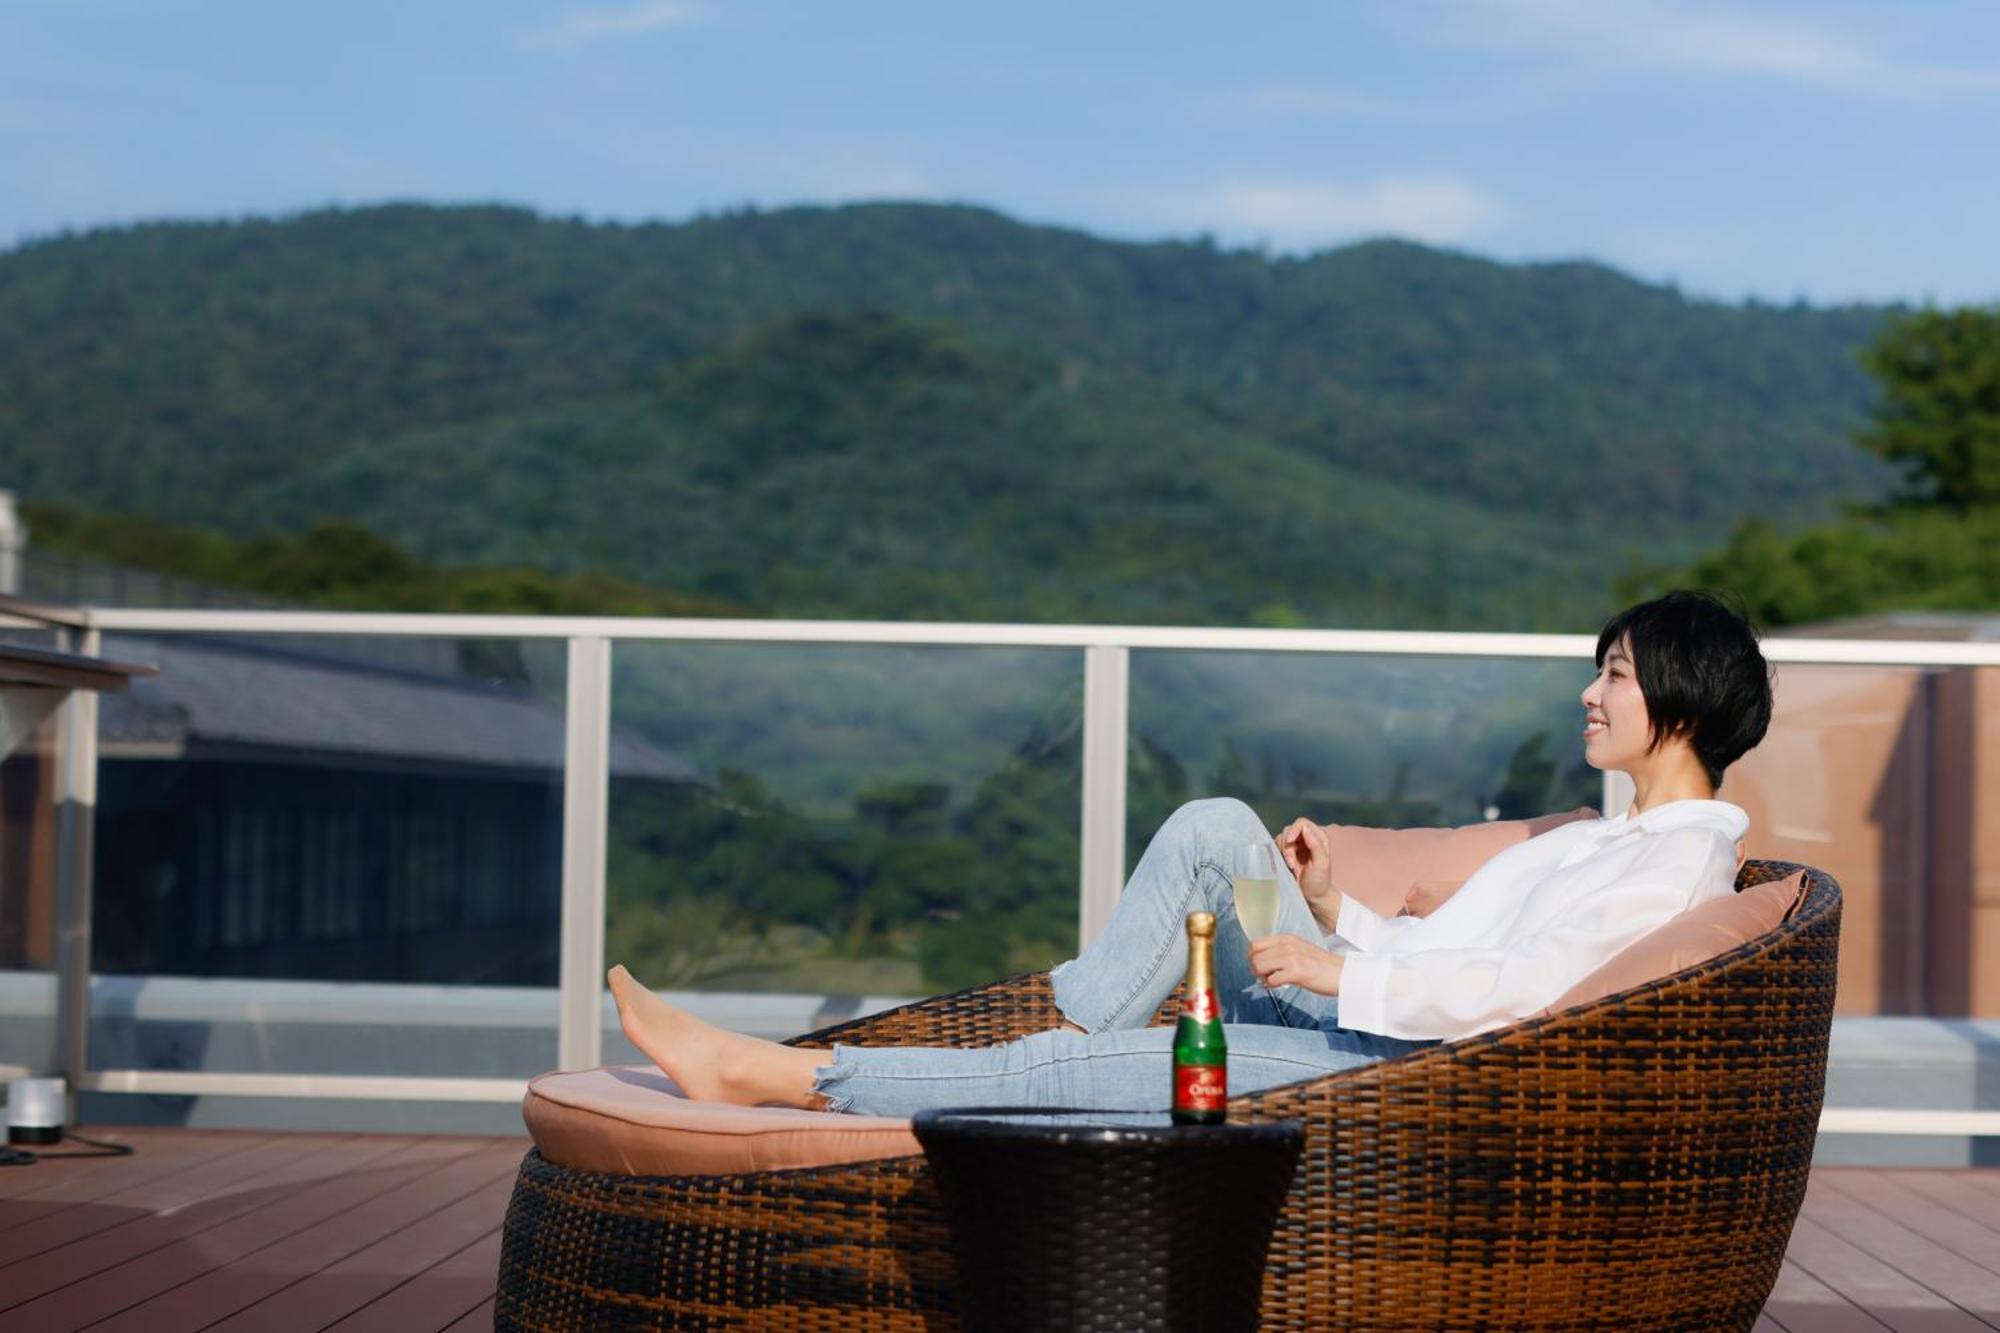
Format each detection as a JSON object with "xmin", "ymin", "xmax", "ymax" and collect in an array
[
  {"xmin": 1174, "ymin": 1062, "xmax": 1227, "ymax": 1112},
  {"xmin": 1182, "ymin": 988, "xmax": 1219, "ymax": 1022}
]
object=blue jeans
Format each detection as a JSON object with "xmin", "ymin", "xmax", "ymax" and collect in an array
[{"xmin": 814, "ymin": 798, "xmax": 1436, "ymax": 1116}]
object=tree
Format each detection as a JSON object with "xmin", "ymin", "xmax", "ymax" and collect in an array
[
  {"xmin": 1859, "ymin": 307, "xmax": 2000, "ymax": 514},
  {"xmin": 1628, "ymin": 303, "xmax": 2000, "ymax": 626}
]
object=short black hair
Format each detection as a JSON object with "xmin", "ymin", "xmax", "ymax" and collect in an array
[{"xmin": 1595, "ymin": 589, "xmax": 1773, "ymax": 789}]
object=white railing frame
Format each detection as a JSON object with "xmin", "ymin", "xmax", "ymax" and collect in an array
[
  {"xmin": 70, "ymin": 609, "xmax": 2000, "ymax": 665},
  {"xmin": 558, "ymin": 636, "xmax": 613, "ymax": 1071},
  {"xmin": 54, "ymin": 626, "xmax": 101, "ymax": 1107},
  {"xmin": 58, "ymin": 607, "xmax": 2000, "ymax": 1123},
  {"xmin": 1079, "ymin": 644, "xmax": 1130, "ymax": 946}
]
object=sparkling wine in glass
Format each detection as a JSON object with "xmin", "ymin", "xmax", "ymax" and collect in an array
[
  {"xmin": 1233, "ymin": 865, "xmax": 1281, "ymax": 940},
  {"xmin": 1234, "ymin": 842, "xmax": 1290, "ymax": 1024}
]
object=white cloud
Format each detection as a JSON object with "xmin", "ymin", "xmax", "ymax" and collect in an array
[
  {"xmin": 1450, "ymin": 0, "xmax": 2000, "ymax": 94},
  {"xmin": 1177, "ymin": 176, "xmax": 1503, "ymax": 250},
  {"xmin": 553, "ymin": 1, "xmax": 700, "ymax": 41}
]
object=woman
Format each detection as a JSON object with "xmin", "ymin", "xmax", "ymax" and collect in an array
[{"xmin": 608, "ymin": 589, "xmax": 1773, "ymax": 1115}]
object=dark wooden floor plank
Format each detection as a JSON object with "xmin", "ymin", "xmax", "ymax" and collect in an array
[
  {"xmin": 0, "ymin": 1134, "xmax": 407, "ymax": 1319},
  {"xmin": 1817, "ymin": 1172, "xmax": 2000, "ymax": 1283},
  {"xmin": 1783, "ymin": 1214, "xmax": 1991, "ymax": 1331},
  {"xmin": 1894, "ymin": 1173, "xmax": 2000, "ymax": 1239},
  {"xmin": 0, "ymin": 1126, "xmax": 167, "ymax": 1200},
  {"xmin": 0, "ymin": 1129, "xmax": 261, "ymax": 1226},
  {"xmin": 87, "ymin": 1140, "xmax": 521, "ymax": 1333},
  {"xmin": 324, "ymin": 1226, "xmax": 505, "ymax": 1333},
  {"xmin": 0, "ymin": 1134, "xmax": 309, "ymax": 1271},
  {"xmin": 1941, "ymin": 1173, "xmax": 2000, "ymax": 1194},
  {"xmin": 443, "ymin": 1296, "xmax": 494, "ymax": 1332},
  {"xmin": 9, "ymin": 1137, "xmax": 488, "ymax": 1333},
  {"xmin": 1762, "ymin": 1258, "xmax": 1894, "ymax": 1332},
  {"xmin": 0, "ymin": 1136, "xmax": 216, "ymax": 1231},
  {"xmin": 204, "ymin": 1169, "xmax": 520, "ymax": 1333},
  {"xmin": 1803, "ymin": 1176, "xmax": 2000, "ymax": 1324}
]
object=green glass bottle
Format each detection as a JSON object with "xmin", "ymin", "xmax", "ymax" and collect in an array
[{"xmin": 1171, "ymin": 911, "xmax": 1227, "ymax": 1125}]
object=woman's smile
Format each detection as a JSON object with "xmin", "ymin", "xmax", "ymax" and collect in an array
[{"xmin": 1579, "ymin": 633, "xmax": 1649, "ymax": 770}]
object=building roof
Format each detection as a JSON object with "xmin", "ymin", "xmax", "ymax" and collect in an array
[
  {"xmin": 98, "ymin": 633, "xmax": 694, "ymax": 781},
  {"xmin": 1774, "ymin": 612, "xmax": 2000, "ymax": 643}
]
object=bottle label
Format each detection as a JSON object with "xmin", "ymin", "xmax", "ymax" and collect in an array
[
  {"xmin": 1174, "ymin": 1062, "xmax": 1227, "ymax": 1113},
  {"xmin": 1182, "ymin": 988, "xmax": 1219, "ymax": 1023}
]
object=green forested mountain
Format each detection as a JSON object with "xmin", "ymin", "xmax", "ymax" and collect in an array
[
  {"xmin": 1631, "ymin": 305, "xmax": 2000, "ymax": 625},
  {"xmin": 0, "ymin": 202, "xmax": 1894, "ymax": 628}
]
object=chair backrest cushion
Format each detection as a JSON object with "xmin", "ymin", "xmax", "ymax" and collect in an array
[
  {"xmin": 1544, "ymin": 870, "xmax": 1807, "ymax": 1014},
  {"xmin": 1325, "ymin": 807, "xmax": 1599, "ymax": 918},
  {"xmin": 523, "ymin": 1065, "xmax": 919, "ymax": 1176}
]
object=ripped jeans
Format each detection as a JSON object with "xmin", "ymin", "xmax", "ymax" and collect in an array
[{"xmin": 813, "ymin": 798, "xmax": 1435, "ymax": 1116}]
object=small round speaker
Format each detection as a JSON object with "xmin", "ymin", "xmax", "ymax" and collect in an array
[{"xmin": 7, "ymin": 1077, "xmax": 65, "ymax": 1145}]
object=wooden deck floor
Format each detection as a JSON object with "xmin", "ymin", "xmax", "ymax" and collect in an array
[
  {"xmin": 1763, "ymin": 1167, "xmax": 2000, "ymax": 1332},
  {"xmin": 0, "ymin": 1128, "xmax": 1996, "ymax": 1330},
  {"xmin": 0, "ymin": 1126, "xmax": 521, "ymax": 1332}
]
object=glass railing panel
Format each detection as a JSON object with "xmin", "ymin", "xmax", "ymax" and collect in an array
[
  {"xmin": 1125, "ymin": 650, "xmax": 1601, "ymax": 862},
  {"xmin": 86, "ymin": 631, "xmax": 567, "ymax": 1078},
  {"xmin": 604, "ymin": 643, "xmax": 1081, "ymax": 1048}
]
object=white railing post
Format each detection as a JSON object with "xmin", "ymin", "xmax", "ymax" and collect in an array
[
  {"xmin": 54, "ymin": 627, "xmax": 102, "ymax": 1091},
  {"xmin": 1078, "ymin": 644, "xmax": 1130, "ymax": 948},
  {"xmin": 558, "ymin": 636, "xmax": 612, "ymax": 1071}
]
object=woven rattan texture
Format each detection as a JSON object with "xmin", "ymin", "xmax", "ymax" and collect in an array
[
  {"xmin": 916, "ymin": 1118, "xmax": 1302, "ymax": 1332},
  {"xmin": 495, "ymin": 859, "xmax": 1839, "ymax": 1332},
  {"xmin": 498, "ymin": 1149, "xmax": 956, "ymax": 1330}
]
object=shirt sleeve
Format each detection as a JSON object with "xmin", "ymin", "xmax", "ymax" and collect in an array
[
  {"xmin": 1331, "ymin": 891, "xmax": 1419, "ymax": 953},
  {"xmin": 1335, "ymin": 828, "xmax": 1738, "ymax": 1042}
]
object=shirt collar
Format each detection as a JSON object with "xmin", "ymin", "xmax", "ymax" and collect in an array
[{"xmin": 1609, "ymin": 799, "xmax": 1749, "ymax": 841}]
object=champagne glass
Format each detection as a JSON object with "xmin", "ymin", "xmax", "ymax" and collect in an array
[{"xmin": 1233, "ymin": 841, "xmax": 1290, "ymax": 1025}]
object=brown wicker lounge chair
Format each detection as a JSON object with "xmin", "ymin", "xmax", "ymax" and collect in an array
[{"xmin": 497, "ymin": 859, "xmax": 1838, "ymax": 1331}]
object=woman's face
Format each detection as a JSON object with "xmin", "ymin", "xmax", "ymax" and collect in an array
[{"xmin": 1580, "ymin": 634, "xmax": 1652, "ymax": 772}]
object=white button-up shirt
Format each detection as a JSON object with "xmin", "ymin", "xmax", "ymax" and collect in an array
[{"xmin": 1332, "ymin": 799, "xmax": 1749, "ymax": 1042}]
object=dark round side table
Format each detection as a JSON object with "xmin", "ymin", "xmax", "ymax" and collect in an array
[{"xmin": 912, "ymin": 1109, "xmax": 1303, "ymax": 1333}]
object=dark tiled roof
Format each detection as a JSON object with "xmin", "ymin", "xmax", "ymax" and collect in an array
[{"xmin": 98, "ymin": 634, "xmax": 693, "ymax": 780}]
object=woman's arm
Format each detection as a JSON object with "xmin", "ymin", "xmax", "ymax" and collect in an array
[{"xmin": 1335, "ymin": 828, "xmax": 1738, "ymax": 1041}]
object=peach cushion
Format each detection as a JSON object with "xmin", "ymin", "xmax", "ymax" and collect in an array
[
  {"xmin": 1326, "ymin": 808, "xmax": 1599, "ymax": 918},
  {"xmin": 522, "ymin": 1065, "xmax": 920, "ymax": 1176},
  {"xmin": 1546, "ymin": 871, "xmax": 1807, "ymax": 1014}
]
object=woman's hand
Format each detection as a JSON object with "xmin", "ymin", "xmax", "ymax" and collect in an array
[
  {"xmin": 1277, "ymin": 818, "xmax": 1343, "ymax": 929},
  {"xmin": 1248, "ymin": 935, "xmax": 1344, "ymax": 996}
]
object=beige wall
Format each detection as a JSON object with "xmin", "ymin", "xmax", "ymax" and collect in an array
[
  {"xmin": 1726, "ymin": 665, "xmax": 1997, "ymax": 1017},
  {"xmin": 1928, "ymin": 668, "xmax": 2000, "ymax": 1016}
]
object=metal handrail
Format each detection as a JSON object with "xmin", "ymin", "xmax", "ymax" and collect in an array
[{"xmin": 74, "ymin": 606, "xmax": 2000, "ymax": 666}]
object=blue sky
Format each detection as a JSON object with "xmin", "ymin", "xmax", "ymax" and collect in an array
[{"xmin": 5, "ymin": 0, "xmax": 1999, "ymax": 305}]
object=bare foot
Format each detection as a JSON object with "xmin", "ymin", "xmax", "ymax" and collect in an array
[{"xmin": 607, "ymin": 965, "xmax": 823, "ymax": 1108}]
